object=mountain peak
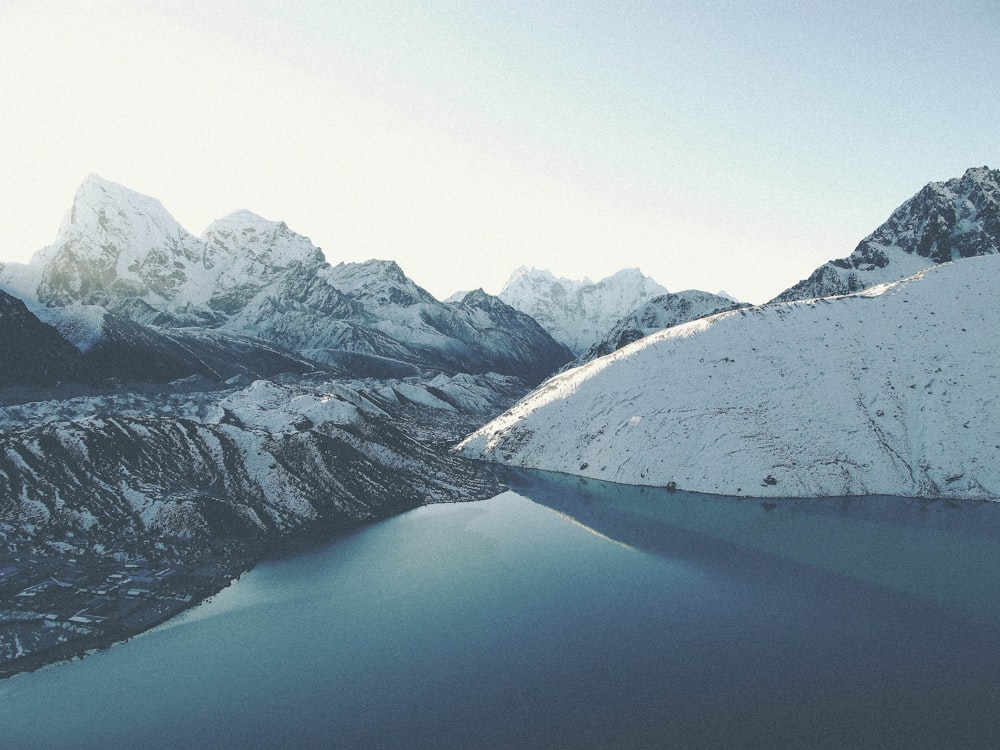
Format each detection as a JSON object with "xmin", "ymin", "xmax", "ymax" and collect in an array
[
  {"xmin": 503, "ymin": 266, "xmax": 579, "ymax": 287},
  {"xmin": 26, "ymin": 175, "xmax": 213, "ymax": 308},
  {"xmin": 210, "ymin": 209, "xmax": 278, "ymax": 228},
  {"xmin": 328, "ymin": 259, "xmax": 437, "ymax": 306},
  {"xmin": 963, "ymin": 165, "xmax": 994, "ymax": 182},
  {"xmin": 201, "ymin": 210, "xmax": 321, "ymax": 269},
  {"xmin": 60, "ymin": 174, "xmax": 182, "ymax": 240},
  {"xmin": 499, "ymin": 266, "xmax": 667, "ymax": 354},
  {"xmin": 772, "ymin": 166, "xmax": 1000, "ymax": 303}
]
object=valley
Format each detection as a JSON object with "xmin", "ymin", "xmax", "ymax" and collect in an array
[{"xmin": 1, "ymin": 165, "xmax": 998, "ymax": 682}]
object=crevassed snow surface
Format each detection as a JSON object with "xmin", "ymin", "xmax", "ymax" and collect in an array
[{"xmin": 458, "ymin": 256, "xmax": 1000, "ymax": 499}]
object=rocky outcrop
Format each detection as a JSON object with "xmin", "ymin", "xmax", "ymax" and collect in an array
[
  {"xmin": 773, "ymin": 166, "xmax": 999, "ymax": 302},
  {"xmin": 0, "ymin": 290, "xmax": 80, "ymax": 387}
]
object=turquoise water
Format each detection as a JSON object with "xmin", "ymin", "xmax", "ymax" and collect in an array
[{"xmin": 2, "ymin": 473, "xmax": 1000, "ymax": 748}]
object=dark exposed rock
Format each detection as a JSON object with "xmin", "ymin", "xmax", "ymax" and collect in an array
[
  {"xmin": 0, "ymin": 290, "xmax": 79, "ymax": 387},
  {"xmin": 773, "ymin": 166, "xmax": 999, "ymax": 302},
  {"xmin": 575, "ymin": 290, "xmax": 748, "ymax": 365}
]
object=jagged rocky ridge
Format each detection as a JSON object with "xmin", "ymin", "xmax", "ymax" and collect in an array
[
  {"xmin": 0, "ymin": 176, "xmax": 571, "ymax": 385},
  {"xmin": 575, "ymin": 290, "xmax": 748, "ymax": 364},
  {"xmin": 498, "ymin": 267, "xmax": 668, "ymax": 355},
  {"xmin": 457, "ymin": 254, "xmax": 1000, "ymax": 500},
  {"xmin": 772, "ymin": 166, "xmax": 1000, "ymax": 302}
]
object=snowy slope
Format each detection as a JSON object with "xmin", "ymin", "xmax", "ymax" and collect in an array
[
  {"xmin": 576, "ymin": 289, "xmax": 747, "ymax": 364},
  {"xmin": 499, "ymin": 267, "xmax": 667, "ymax": 354},
  {"xmin": 458, "ymin": 255, "xmax": 1000, "ymax": 499},
  {"xmin": 202, "ymin": 210, "xmax": 328, "ymax": 315},
  {"xmin": 33, "ymin": 175, "xmax": 220, "ymax": 320},
  {"xmin": 773, "ymin": 166, "xmax": 999, "ymax": 302}
]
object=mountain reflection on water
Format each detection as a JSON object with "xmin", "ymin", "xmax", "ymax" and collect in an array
[
  {"xmin": 3, "ymin": 472, "xmax": 1000, "ymax": 749},
  {"xmin": 502, "ymin": 467, "xmax": 1000, "ymax": 623}
]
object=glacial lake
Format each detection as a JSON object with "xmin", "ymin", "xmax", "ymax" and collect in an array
[{"xmin": 3, "ymin": 470, "xmax": 1000, "ymax": 749}]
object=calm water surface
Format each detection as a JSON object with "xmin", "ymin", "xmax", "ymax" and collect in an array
[{"xmin": 2, "ymin": 471, "xmax": 1000, "ymax": 749}]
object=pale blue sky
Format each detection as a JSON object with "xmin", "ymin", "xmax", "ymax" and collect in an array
[{"xmin": 1, "ymin": 1, "xmax": 997, "ymax": 302}]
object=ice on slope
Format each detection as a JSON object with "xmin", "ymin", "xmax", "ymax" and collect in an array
[
  {"xmin": 458, "ymin": 255, "xmax": 1000, "ymax": 499},
  {"xmin": 34, "ymin": 303, "xmax": 108, "ymax": 352}
]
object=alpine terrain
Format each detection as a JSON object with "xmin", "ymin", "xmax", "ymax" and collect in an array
[
  {"xmin": 772, "ymin": 166, "xmax": 999, "ymax": 302},
  {"xmin": 498, "ymin": 266, "xmax": 667, "ymax": 354},
  {"xmin": 0, "ymin": 176, "xmax": 570, "ymax": 678},
  {"xmin": 458, "ymin": 254, "xmax": 1000, "ymax": 499},
  {"xmin": 459, "ymin": 167, "xmax": 1000, "ymax": 499},
  {"xmin": 0, "ymin": 175, "xmax": 572, "ymax": 385},
  {"xmin": 575, "ymin": 290, "xmax": 748, "ymax": 364},
  {"xmin": 3, "ymin": 166, "xmax": 998, "ymax": 680}
]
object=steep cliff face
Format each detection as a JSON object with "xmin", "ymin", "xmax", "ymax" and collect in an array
[
  {"xmin": 32, "ymin": 175, "xmax": 220, "ymax": 321},
  {"xmin": 773, "ymin": 167, "xmax": 1000, "ymax": 302}
]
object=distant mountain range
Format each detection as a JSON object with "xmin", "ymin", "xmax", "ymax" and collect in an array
[
  {"xmin": 574, "ymin": 290, "xmax": 748, "ymax": 365},
  {"xmin": 497, "ymin": 266, "xmax": 669, "ymax": 355},
  {"xmin": 0, "ymin": 175, "xmax": 573, "ymax": 386}
]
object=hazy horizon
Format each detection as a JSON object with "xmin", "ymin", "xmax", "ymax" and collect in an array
[{"xmin": 2, "ymin": 1, "xmax": 996, "ymax": 303}]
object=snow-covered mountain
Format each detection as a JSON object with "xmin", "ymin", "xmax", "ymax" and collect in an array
[
  {"xmin": 21, "ymin": 175, "xmax": 221, "ymax": 323},
  {"xmin": 0, "ymin": 176, "xmax": 571, "ymax": 384},
  {"xmin": 498, "ymin": 267, "xmax": 667, "ymax": 354},
  {"xmin": 457, "ymin": 254, "xmax": 1000, "ymax": 500},
  {"xmin": 773, "ymin": 166, "xmax": 999, "ymax": 302},
  {"xmin": 576, "ymin": 290, "xmax": 748, "ymax": 364}
]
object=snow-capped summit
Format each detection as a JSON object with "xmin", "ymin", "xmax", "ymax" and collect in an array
[
  {"xmin": 460, "ymin": 254, "xmax": 1000, "ymax": 499},
  {"xmin": 201, "ymin": 210, "xmax": 330, "ymax": 318},
  {"xmin": 499, "ymin": 266, "xmax": 668, "ymax": 354},
  {"xmin": 0, "ymin": 176, "xmax": 573, "ymax": 384},
  {"xmin": 773, "ymin": 166, "xmax": 999, "ymax": 302},
  {"xmin": 37, "ymin": 175, "xmax": 214, "ymax": 312},
  {"xmin": 57, "ymin": 174, "xmax": 185, "ymax": 243},
  {"xmin": 202, "ymin": 210, "xmax": 324, "ymax": 268},
  {"xmin": 327, "ymin": 259, "xmax": 438, "ymax": 308}
]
